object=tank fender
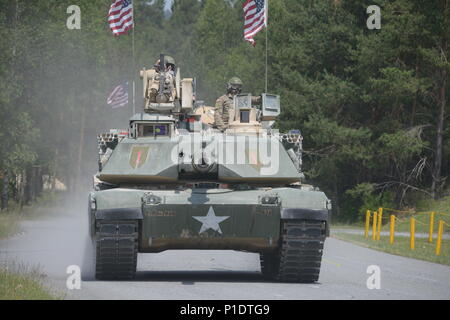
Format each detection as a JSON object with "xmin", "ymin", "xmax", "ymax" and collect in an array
[
  {"xmin": 89, "ymin": 208, "xmax": 143, "ymax": 238},
  {"xmin": 281, "ymin": 208, "xmax": 327, "ymax": 220},
  {"xmin": 94, "ymin": 207, "xmax": 143, "ymax": 220},
  {"xmin": 89, "ymin": 193, "xmax": 144, "ymax": 237},
  {"xmin": 281, "ymin": 208, "xmax": 330, "ymax": 236}
]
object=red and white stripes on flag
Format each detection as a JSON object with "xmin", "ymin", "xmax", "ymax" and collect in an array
[
  {"xmin": 107, "ymin": 82, "xmax": 129, "ymax": 108},
  {"xmin": 108, "ymin": 0, "xmax": 133, "ymax": 36},
  {"xmin": 243, "ymin": 0, "xmax": 267, "ymax": 46}
]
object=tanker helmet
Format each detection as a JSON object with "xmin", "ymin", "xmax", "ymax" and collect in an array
[
  {"xmin": 227, "ymin": 77, "xmax": 243, "ymax": 94},
  {"xmin": 153, "ymin": 56, "xmax": 176, "ymax": 72},
  {"xmin": 165, "ymin": 56, "xmax": 175, "ymax": 68}
]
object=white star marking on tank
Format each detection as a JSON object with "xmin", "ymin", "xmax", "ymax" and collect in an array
[{"xmin": 193, "ymin": 206, "xmax": 230, "ymax": 234}]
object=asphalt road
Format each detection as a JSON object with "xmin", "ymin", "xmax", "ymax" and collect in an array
[{"xmin": 1, "ymin": 206, "xmax": 449, "ymax": 300}]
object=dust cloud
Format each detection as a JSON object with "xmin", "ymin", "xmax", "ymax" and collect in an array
[{"xmin": 0, "ymin": 191, "xmax": 95, "ymax": 282}]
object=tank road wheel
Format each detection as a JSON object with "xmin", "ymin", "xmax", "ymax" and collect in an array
[
  {"xmin": 260, "ymin": 220, "xmax": 326, "ymax": 283},
  {"xmin": 94, "ymin": 221, "xmax": 138, "ymax": 280}
]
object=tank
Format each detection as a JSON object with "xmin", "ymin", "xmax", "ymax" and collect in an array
[{"xmin": 88, "ymin": 55, "xmax": 331, "ymax": 282}]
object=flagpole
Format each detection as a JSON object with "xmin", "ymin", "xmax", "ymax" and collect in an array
[
  {"xmin": 265, "ymin": 0, "xmax": 268, "ymax": 93},
  {"xmin": 132, "ymin": 0, "xmax": 136, "ymax": 115}
]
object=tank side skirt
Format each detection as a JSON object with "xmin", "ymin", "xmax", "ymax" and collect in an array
[{"xmin": 281, "ymin": 208, "xmax": 329, "ymax": 236}]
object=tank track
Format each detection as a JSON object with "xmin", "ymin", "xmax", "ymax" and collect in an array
[
  {"xmin": 260, "ymin": 219, "xmax": 326, "ymax": 283},
  {"xmin": 94, "ymin": 220, "xmax": 138, "ymax": 280}
]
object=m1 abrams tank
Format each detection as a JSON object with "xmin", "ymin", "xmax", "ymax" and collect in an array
[{"xmin": 88, "ymin": 55, "xmax": 331, "ymax": 282}]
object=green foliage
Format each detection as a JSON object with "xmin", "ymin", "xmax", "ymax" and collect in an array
[
  {"xmin": 344, "ymin": 183, "xmax": 395, "ymax": 222},
  {"xmin": 0, "ymin": 0, "xmax": 448, "ymax": 221},
  {"xmin": 415, "ymin": 192, "xmax": 450, "ymax": 215},
  {"xmin": 377, "ymin": 128, "xmax": 427, "ymax": 165}
]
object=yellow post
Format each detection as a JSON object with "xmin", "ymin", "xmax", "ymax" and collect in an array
[
  {"xmin": 410, "ymin": 218, "xmax": 415, "ymax": 250},
  {"xmin": 428, "ymin": 212, "xmax": 435, "ymax": 243},
  {"xmin": 389, "ymin": 215, "xmax": 395, "ymax": 244},
  {"xmin": 365, "ymin": 210, "xmax": 371, "ymax": 238},
  {"xmin": 372, "ymin": 211, "xmax": 378, "ymax": 240},
  {"xmin": 436, "ymin": 220, "xmax": 444, "ymax": 256},
  {"xmin": 377, "ymin": 207, "xmax": 383, "ymax": 240}
]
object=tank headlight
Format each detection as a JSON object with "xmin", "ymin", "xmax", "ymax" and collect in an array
[
  {"xmin": 326, "ymin": 199, "xmax": 332, "ymax": 210},
  {"xmin": 90, "ymin": 195, "xmax": 96, "ymax": 211},
  {"xmin": 261, "ymin": 195, "xmax": 279, "ymax": 205},
  {"xmin": 142, "ymin": 192, "xmax": 161, "ymax": 205}
]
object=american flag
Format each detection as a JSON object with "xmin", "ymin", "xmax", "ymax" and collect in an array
[
  {"xmin": 243, "ymin": 0, "xmax": 267, "ymax": 46},
  {"xmin": 108, "ymin": 0, "xmax": 133, "ymax": 36},
  {"xmin": 107, "ymin": 82, "xmax": 129, "ymax": 108}
]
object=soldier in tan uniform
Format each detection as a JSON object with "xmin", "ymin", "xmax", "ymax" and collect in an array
[
  {"xmin": 214, "ymin": 77, "xmax": 261, "ymax": 131},
  {"xmin": 214, "ymin": 77, "xmax": 243, "ymax": 131},
  {"xmin": 145, "ymin": 56, "xmax": 177, "ymax": 104}
]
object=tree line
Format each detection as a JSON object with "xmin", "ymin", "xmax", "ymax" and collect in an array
[{"xmin": 0, "ymin": 0, "xmax": 448, "ymax": 221}]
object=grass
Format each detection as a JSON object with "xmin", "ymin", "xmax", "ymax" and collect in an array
[
  {"xmin": 0, "ymin": 264, "xmax": 57, "ymax": 300},
  {"xmin": 379, "ymin": 194, "xmax": 450, "ymax": 234},
  {"xmin": 332, "ymin": 216, "xmax": 450, "ymax": 236},
  {"xmin": 0, "ymin": 191, "xmax": 64, "ymax": 239},
  {"xmin": 332, "ymin": 193, "xmax": 450, "ymax": 235},
  {"xmin": 416, "ymin": 194, "xmax": 450, "ymax": 213},
  {"xmin": 330, "ymin": 222, "xmax": 365, "ymax": 229},
  {"xmin": 375, "ymin": 212, "xmax": 450, "ymax": 235},
  {"xmin": 0, "ymin": 213, "xmax": 21, "ymax": 239},
  {"xmin": 333, "ymin": 232, "xmax": 450, "ymax": 266}
]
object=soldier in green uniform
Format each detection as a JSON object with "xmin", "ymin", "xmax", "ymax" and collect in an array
[{"xmin": 214, "ymin": 77, "xmax": 243, "ymax": 131}]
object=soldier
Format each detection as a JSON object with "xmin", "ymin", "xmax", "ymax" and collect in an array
[
  {"xmin": 164, "ymin": 56, "xmax": 176, "ymax": 77},
  {"xmin": 214, "ymin": 77, "xmax": 243, "ymax": 131},
  {"xmin": 154, "ymin": 56, "xmax": 176, "ymax": 77},
  {"xmin": 214, "ymin": 77, "xmax": 260, "ymax": 131},
  {"xmin": 146, "ymin": 55, "xmax": 177, "ymax": 104}
]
